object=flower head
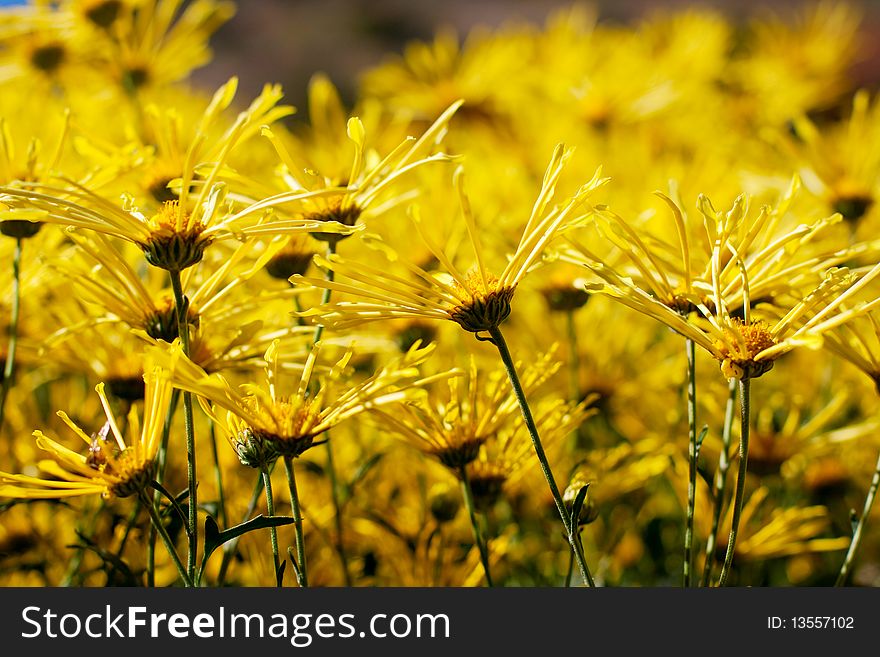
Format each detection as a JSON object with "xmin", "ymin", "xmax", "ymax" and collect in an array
[
  {"xmin": 0, "ymin": 366, "xmax": 172, "ymax": 500},
  {"xmin": 155, "ymin": 338, "xmax": 457, "ymax": 468},
  {"xmin": 561, "ymin": 187, "xmax": 880, "ymax": 379},
  {"xmin": 374, "ymin": 348, "xmax": 561, "ymax": 471},
  {"xmin": 0, "ymin": 79, "xmax": 358, "ymax": 270},
  {"xmin": 294, "ymin": 144, "xmax": 607, "ymax": 335}
]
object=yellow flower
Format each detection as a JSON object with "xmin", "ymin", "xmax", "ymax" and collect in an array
[
  {"xmin": 561, "ymin": 186, "xmax": 880, "ymax": 379},
  {"xmin": 466, "ymin": 395, "xmax": 593, "ymax": 511},
  {"xmin": 0, "ymin": 79, "xmax": 357, "ymax": 271},
  {"xmin": 0, "ymin": 366, "xmax": 172, "ymax": 500},
  {"xmin": 99, "ymin": 0, "xmax": 235, "ymax": 93},
  {"xmin": 373, "ymin": 348, "xmax": 561, "ymax": 471},
  {"xmin": 821, "ymin": 310, "xmax": 880, "ymax": 391},
  {"xmin": 0, "ymin": 108, "xmax": 70, "ymax": 239},
  {"xmin": 715, "ymin": 487, "xmax": 850, "ymax": 563},
  {"xmin": 731, "ymin": 1, "xmax": 861, "ymax": 127},
  {"xmin": 788, "ymin": 91, "xmax": 880, "ymax": 228},
  {"xmin": 50, "ymin": 230, "xmax": 312, "ymax": 372},
  {"xmin": 256, "ymin": 79, "xmax": 462, "ymax": 246},
  {"xmin": 294, "ymin": 144, "xmax": 607, "ymax": 334},
  {"xmin": 155, "ymin": 338, "xmax": 456, "ymax": 467}
]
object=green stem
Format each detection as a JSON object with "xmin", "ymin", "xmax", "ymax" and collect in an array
[
  {"xmin": 459, "ymin": 466, "xmax": 494, "ymax": 587},
  {"xmin": 169, "ymin": 269, "xmax": 198, "ymax": 583},
  {"xmin": 217, "ymin": 470, "xmax": 267, "ymax": 586},
  {"xmin": 701, "ymin": 378, "xmax": 737, "ymax": 587},
  {"xmin": 148, "ymin": 389, "xmax": 180, "ymax": 587},
  {"xmin": 717, "ymin": 378, "xmax": 750, "ymax": 587},
  {"xmin": 684, "ymin": 338, "xmax": 697, "ymax": 587},
  {"xmin": 0, "ymin": 238, "xmax": 23, "ymax": 432},
  {"xmin": 309, "ymin": 242, "xmax": 352, "ymax": 585},
  {"xmin": 312, "ymin": 241, "xmax": 337, "ymax": 344},
  {"xmin": 487, "ymin": 324, "xmax": 595, "ymax": 587},
  {"xmin": 261, "ymin": 465, "xmax": 282, "ymax": 586},
  {"xmin": 284, "ymin": 455, "xmax": 309, "ymax": 587},
  {"xmin": 209, "ymin": 420, "xmax": 228, "ymax": 530},
  {"xmin": 564, "ymin": 545, "xmax": 575, "ymax": 587},
  {"xmin": 325, "ymin": 436, "xmax": 353, "ymax": 585},
  {"xmin": 139, "ymin": 491, "xmax": 192, "ymax": 587},
  {"xmin": 835, "ymin": 445, "xmax": 880, "ymax": 585}
]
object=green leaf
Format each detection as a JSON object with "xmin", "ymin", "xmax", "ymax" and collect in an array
[
  {"xmin": 287, "ymin": 547, "xmax": 304, "ymax": 586},
  {"xmin": 569, "ymin": 484, "xmax": 590, "ymax": 531},
  {"xmin": 198, "ymin": 514, "xmax": 295, "ymax": 585},
  {"xmin": 276, "ymin": 559, "xmax": 286, "ymax": 587},
  {"xmin": 694, "ymin": 425, "xmax": 709, "ymax": 461}
]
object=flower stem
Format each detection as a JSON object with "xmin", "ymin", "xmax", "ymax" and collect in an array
[
  {"xmin": 148, "ymin": 389, "xmax": 180, "ymax": 587},
  {"xmin": 139, "ymin": 491, "xmax": 193, "ymax": 587},
  {"xmin": 310, "ymin": 242, "xmax": 351, "ymax": 584},
  {"xmin": 487, "ymin": 324, "xmax": 595, "ymax": 586},
  {"xmin": 169, "ymin": 269, "xmax": 198, "ymax": 583},
  {"xmin": 325, "ymin": 435, "xmax": 353, "ymax": 585},
  {"xmin": 701, "ymin": 378, "xmax": 737, "ymax": 587},
  {"xmin": 835, "ymin": 445, "xmax": 880, "ymax": 585},
  {"xmin": 261, "ymin": 465, "xmax": 282, "ymax": 586},
  {"xmin": 312, "ymin": 241, "xmax": 337, "ymax": 344},
  {"xmin": 209, "ymin": 420, "xmax": 228, "ymax": 530},
  {"xmin": 564, "ymin": 546, "xmax": 575, "ymax": 587},
  {"xmin": 459, "ymin": 465, "xmax": 494, "ymax": 587},
  {"xmin": 284, "ymin": 455, "xmax": 309, "ymax": 587},
  {"xmin": 0, "ymin": 238, "xmax": 23, "ymax": 432},
  {"xmin": 717, "ymin": 378, "xmax": 750, "ymax": 587},
  {"xmin": 684, "ymin": 338, "xmax": 697, "ymax": 587}
]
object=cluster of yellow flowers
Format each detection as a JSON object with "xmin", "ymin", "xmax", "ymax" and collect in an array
[{"xmin": 0, "ymin": 0, "xmax": 879, "ymax": 588}]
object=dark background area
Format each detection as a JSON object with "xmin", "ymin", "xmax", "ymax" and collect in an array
[{"xmin": 194, "ymin": 0, "xmax": 880, "ymax": 117}]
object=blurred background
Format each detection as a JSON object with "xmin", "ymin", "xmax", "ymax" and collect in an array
[{"xmin": 195, "ymin": 0, "xmax": 880, "ymax": 115}]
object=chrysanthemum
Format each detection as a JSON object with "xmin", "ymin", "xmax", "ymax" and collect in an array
[
  {"xmin": 373, "ymin": 349, "xmax": 562, "ymax": 471},
  {"xmin": 561, "ymin": 188, "xmax": 880, "ymax": 380},
  {"xmin": 0, "ymin": 366, "xmax": 171, "ymax": 500},
  {"xmin": 0, "ymin": 109, "xmax": 70, "ymax": 239},
  {"xmin": 255, "ymin": 78, "xmax": 462, "ymax": 246},
  {"xmin": 787, "ymin": 90, "xmax": 880, "ymax": 228},
  {"xmin": 0, "ymin": 79, "xmax": 356, "ymax": 271},
  {"xmin": 155, "ymin": 339, "xmax": 455, "ymax": 468},
  {"xmin": 294, "ymin": 145, "xmax": 607, "ymax": 334},
  {"xmin": 0, "ymin": 2, "xmax": 92, "ymax": 87},
  {"xmin": 730, "ymin": 1, "xmax": 861, "ymax": 127},
  {"xmin": 466, "ymin": 395, "xmax": 594, "ymax": 512},
  {"xmin": 712, "ymin": 487, "xmax": 849, "ymax": 565},
  {"xmin": 98, "ymin": 0, "xmax": 235, "ymax": 94},
  {"xmin": 52, "ymin": 230, "xmax": 313, "ymax": 372}
]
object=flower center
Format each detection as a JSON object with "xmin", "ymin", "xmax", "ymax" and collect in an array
[
  {"xmin": 234, "ymin": 398, "xmax": 321, "ymax": 466},
  {"xmin": 83, "ymin": 0, "xmax": 122, "ymax": 28},
  {"xmin": 265, "ymin": 236, "xmax": 319, "ymax": 280},
  {"xmin": 833, "ymin": 193, "xmax": 874, "ymax": 224},
  {"xmin": 449, "ymin": 271, "xmax": 515, "ymax": 333},
  {"xmin": 30, "ymin": 43, "xmax": 66, "ymax": 73},
  {"xmin": 306, "ymin": 198, "xmax": 362, "ymax": 244},
  {"xmin": 144, "ymin": 296, "xmax": 200, "ymax": 342},
  {"xmin": 716, "ymin": 319, "xmax": 778, "ymax": 380},
  {"xmin": 430, "ymin": 434, "xmax": 486, "ymax": 470},
  {"xmin": 140, "ymin": 201, "xmax": 211, "ymax": 271}
]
